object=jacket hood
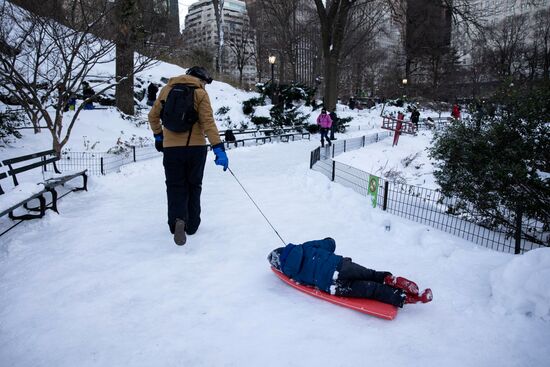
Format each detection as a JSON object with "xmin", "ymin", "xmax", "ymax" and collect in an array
[{"xmin": 167, "ymin": 75, "xmax": 204, "ymax": 89}]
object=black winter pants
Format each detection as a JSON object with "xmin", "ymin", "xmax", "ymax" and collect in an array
[
  {"xmin": 163, "ymin": 146, "xmax": 207, "ymax": 235},
  {"xmin": 334, "ymin": 259, "xmax": 404, "ymax": 307},
  {"xmin": 320, "ymin": 128, "xmax": 331, "ymax": 147}
]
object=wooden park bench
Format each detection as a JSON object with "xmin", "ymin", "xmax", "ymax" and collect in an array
[
  {"xmin": 0, "ymin": 150, "xmax": 87, "ymax": 221},
  {"xmin": 279, "ymin": 132, "xmax": 311, "ymax": 142}
]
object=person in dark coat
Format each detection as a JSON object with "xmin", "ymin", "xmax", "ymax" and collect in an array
[
  {"xmin": 147, "ymin": 82, "xmax": 159, "ymax": 106},
  {"xmin": 268, "ymin": 238, "xmax": 432, "ymax": 308},
  {"xmin": 224, "ymin": 129, "xmax": 236, "ymax": 145},
  {"xmin": 329, "ymin": 110, "xmax": 338, "ymax": 140},
  {"xmin": 411, "ymin": 107, "xmax": 420, "ymax": 130},
  {"xmin": 82, "ymin": 81, "xmax": 95, "ymax": 110}
]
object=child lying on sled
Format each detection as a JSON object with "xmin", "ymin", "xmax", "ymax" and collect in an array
[{"xmin": 267, "ymin": 238, "xmax": 432, "ymax": 308}]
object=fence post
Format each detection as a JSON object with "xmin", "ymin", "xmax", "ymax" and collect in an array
[
  {"xmin": 309, "ymin": 151, "xmax": 313, "ymax": 169},
  {"xmin": 362, "ymin": 135, "xmax": 365, "ymax": 147},
  {"xmin": 382, "ymin": 181, "xmax": 389, "ymax": 211},
  {"xmin": 132, "ymin": 146, "xmax": 136, "ymax": 162},
  {"xmin": 100, "ymin": 157, "xmax": 104, "ymax": 175},
  {"xmin": 343, "ymin": 140, "xmax": 346, "ymax": 152},
  {"xmin": 332, "ymin": 144, "xmax": 335, "ymax": 158},
  {"xmin": 514, "ymin": 209, "xmax": 523, "ymax": 254},
  {"xmin": 331, "ymin": 160, "xmax": 336, "ymax": 181},
  {"xmin": 376, "ymin": 133, "xmax": 379, "ymax": 142}
]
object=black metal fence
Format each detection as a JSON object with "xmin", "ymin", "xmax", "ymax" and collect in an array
[
  {"xmin": 58, "ymin": 145, "xmax": 160, "ymax": 175},
  {"xmin": 310, "ymin": 133, "xmax": 548, "ymax": 254},
  {"xmin": 58, "ymin": 130, "xmax": 313, "ymax": 176}
]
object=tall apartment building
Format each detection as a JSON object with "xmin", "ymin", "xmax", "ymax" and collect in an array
[{"xmin": 183, "ymin": 0, "xmax": 256, "ymax": 84}]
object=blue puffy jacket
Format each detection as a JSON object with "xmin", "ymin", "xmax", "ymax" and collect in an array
[{"xmin": 279, "ymin": 238, "xmax": 343, "ymax": 292}]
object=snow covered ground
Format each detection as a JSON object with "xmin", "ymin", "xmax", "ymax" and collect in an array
[{"xmin": 1, "ymin": 62, "xmax": 549, "ymax": 367}]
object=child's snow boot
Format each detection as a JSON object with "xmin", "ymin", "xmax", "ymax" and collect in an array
[
  {"xmin": 174, "ymin": 218, "xmax": 186, "ymax": 246},
  {"xmin": 384, "ymin": 275, "xmax": 419, "ymax": 295},
  {"xmin": 405, "ymin": 288, "xmax": 433, "ymax": 304}
]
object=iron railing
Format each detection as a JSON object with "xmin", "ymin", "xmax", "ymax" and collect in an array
[
  {"xmin": 58, "ymin": 145, "xmax": 160, "ymax": 175},
  {"xmin": 58, "ymin": 130, "xmax": 313, "ymax": 176},
  {"xmin": 310, "ymin": 133, "xmax": 548, "ymax": 254}
]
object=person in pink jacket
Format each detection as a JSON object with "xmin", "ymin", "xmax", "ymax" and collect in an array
[{"xmin": 317, "ymin": 109, "xmax": 333, "ymax": 147}]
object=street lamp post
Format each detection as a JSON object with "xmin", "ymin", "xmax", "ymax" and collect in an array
[
  {"xmin": 402, "ymin": 78, "xmax": 408, "ymax": 99},
  {"xmin": 268, "ymin": 55, "xmax": 276, "ymax": 83},
  {"xmin": 268, "ymin": 55, "xmax": 276, "ymax": 104}
]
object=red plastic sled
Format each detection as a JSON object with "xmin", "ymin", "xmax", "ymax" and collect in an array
[{"xmin": 271, "ymin": 267, "xmax": 398, "ymax": 320}]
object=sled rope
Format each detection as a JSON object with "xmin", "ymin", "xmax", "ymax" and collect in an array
[{"xmin": 228, "ymin": 168, "xmax": 286, "ymax": 245}]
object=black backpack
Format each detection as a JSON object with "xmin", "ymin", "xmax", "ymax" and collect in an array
[{"xmin": 161, "ymin": 84, "xmax": 198, "ymax": 133}]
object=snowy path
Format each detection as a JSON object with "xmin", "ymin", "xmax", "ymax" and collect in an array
[{"xmin": 1, "ymin": 139, "xmax": 549, "ymax": 367}]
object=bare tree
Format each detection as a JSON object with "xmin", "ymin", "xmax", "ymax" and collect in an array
[
  {"xmin": 313, "ymin": 0, "xmax": 364, "ymax": 110},
  {"xmin": 186, "ymin": 46, "xmax": 215, "ymax": 69},
  {"xmin": 0, "ymin": 0, "xmax": 155, "ymax": 153},
  {"xmin": 485, "ymin": 14, "xmax": 529, "ymax": 79},
  {"xmin": 257, "ymin": 0, "xmax": 308, "ymax": 84},
  {"xmin": 339, "ymin": 1, "xmax": 389, "ymax": 98},
  {"xmin": 226, "ymin": 20, "xmax": 255, "ymax": 87},
  {"xmin": 532, "ymin": 7, "xmax": 550, "ymax": 80},
  {"xmin": 212, "ymin": 0, "xmax": 225, "ymax": 74}
]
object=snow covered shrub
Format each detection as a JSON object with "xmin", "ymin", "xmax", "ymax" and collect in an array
[
  {"xmin": 269, "ymin": 104, "xmax": 309, "ymax": 129},
  {"xmin": 336, "ymin": 116, "xmax": 352, "ymax": 132},
  {"xmin": 216, "ymin": 106, "xmax": 230, "ymax": 116},
  {"xmin": 305, "ymin": 124, "xmax": 320, "ymax": 134},
  {"xmin": 242, "ymin": 97, "xmax": 264, "ymax": 115},
  {"xmin": 251, "ymin": 116, "xmax": 270, "ymax": 126}
]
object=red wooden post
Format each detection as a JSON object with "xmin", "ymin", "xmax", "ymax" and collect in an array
[{"xmin": 393, "ymin": 113, "xmax": 404, "ymax": 146}]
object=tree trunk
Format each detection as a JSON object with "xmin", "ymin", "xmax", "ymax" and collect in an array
[
  {"xmin": 324, "ymin": 54, "xmax": 339, "ymax": 111},
  {"xmin": 116, "ymin": 42, "xmax": 135, "ymax": 115}
]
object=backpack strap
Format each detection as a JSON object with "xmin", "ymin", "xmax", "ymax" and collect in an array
[{"xmin": 186, "ymin": 123, "xmax": 193, "ymax": 147}]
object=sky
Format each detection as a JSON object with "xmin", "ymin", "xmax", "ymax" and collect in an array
[
  {"xmin": 178, "ymin": 0, "xmax": 192, "ymax": 29},
  {"xmin": 1, "ymin": 57, "xmax": 550, "ymax": 367}
]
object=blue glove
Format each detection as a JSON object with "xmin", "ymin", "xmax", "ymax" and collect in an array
[
  {"xmin": 154, "ymin": 133, "xmax": 163, "ymax": 152},
  {"xmin": 212, "ymin": 145, "xmax": 228, "ymax": 171}
]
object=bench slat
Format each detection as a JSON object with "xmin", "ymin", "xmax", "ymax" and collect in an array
[
  {"xmin": 2, "ymin": 150, "xmax": 56, "ymax": 165},
  {"xmin": 7, "ymin": 157, "xmax": 59, "ymax": 177}
]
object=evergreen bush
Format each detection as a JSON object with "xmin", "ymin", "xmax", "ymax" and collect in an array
[
  {"xmin": 242, "ymin": 97, "xmax": 264, "ymax": 115},
  {"xmin": 428, "ymin": 81, "xmax": 550, "ymax": 245},
  {"xmin": 0, "ymin": 110, "xmax": 23, "ymax": 145}
]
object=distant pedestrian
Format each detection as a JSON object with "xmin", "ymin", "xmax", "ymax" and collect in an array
[
  {"xmin": 329, "ymin": 110, "xmax": 338, "ymax": 140},
  {"xmin": 82, "ymin": 81, "xmax": 95, "ymax": 110},
  {"xmin": 147, "ymin": 82, "xmax": 159, "ymax": 106},
  {"xmin": 451, "ymin": 104, "xmax": 461, "ymax": 120},
  {"xmin": 411, "ymin": 107, "xmax": 420, "ymax": 130},
  {"xmin": 317, "ymin": 109, "xmax": 333, "ymax": 147},
  {"xmin": 224, "ymin": 129, "xmax": 236, "ymax": 144}
]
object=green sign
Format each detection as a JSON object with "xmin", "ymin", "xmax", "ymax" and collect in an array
[{"xmin": 367, "ymin": 175, "xmax": 379, "ymax": 208}]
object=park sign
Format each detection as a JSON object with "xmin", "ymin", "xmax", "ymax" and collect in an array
[{"xmin": 368, "ymin": 175, "xmax": 379, "ymax": 208}]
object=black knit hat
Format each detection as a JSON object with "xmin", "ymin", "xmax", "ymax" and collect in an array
[{"xmin": 186, "ymin": 66, "xmax": 213, "ymax": 84}]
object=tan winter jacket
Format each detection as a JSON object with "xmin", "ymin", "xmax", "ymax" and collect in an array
[{"xmin": 148, "ymin": 75, "xmax": 222, "ymax": 148}]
